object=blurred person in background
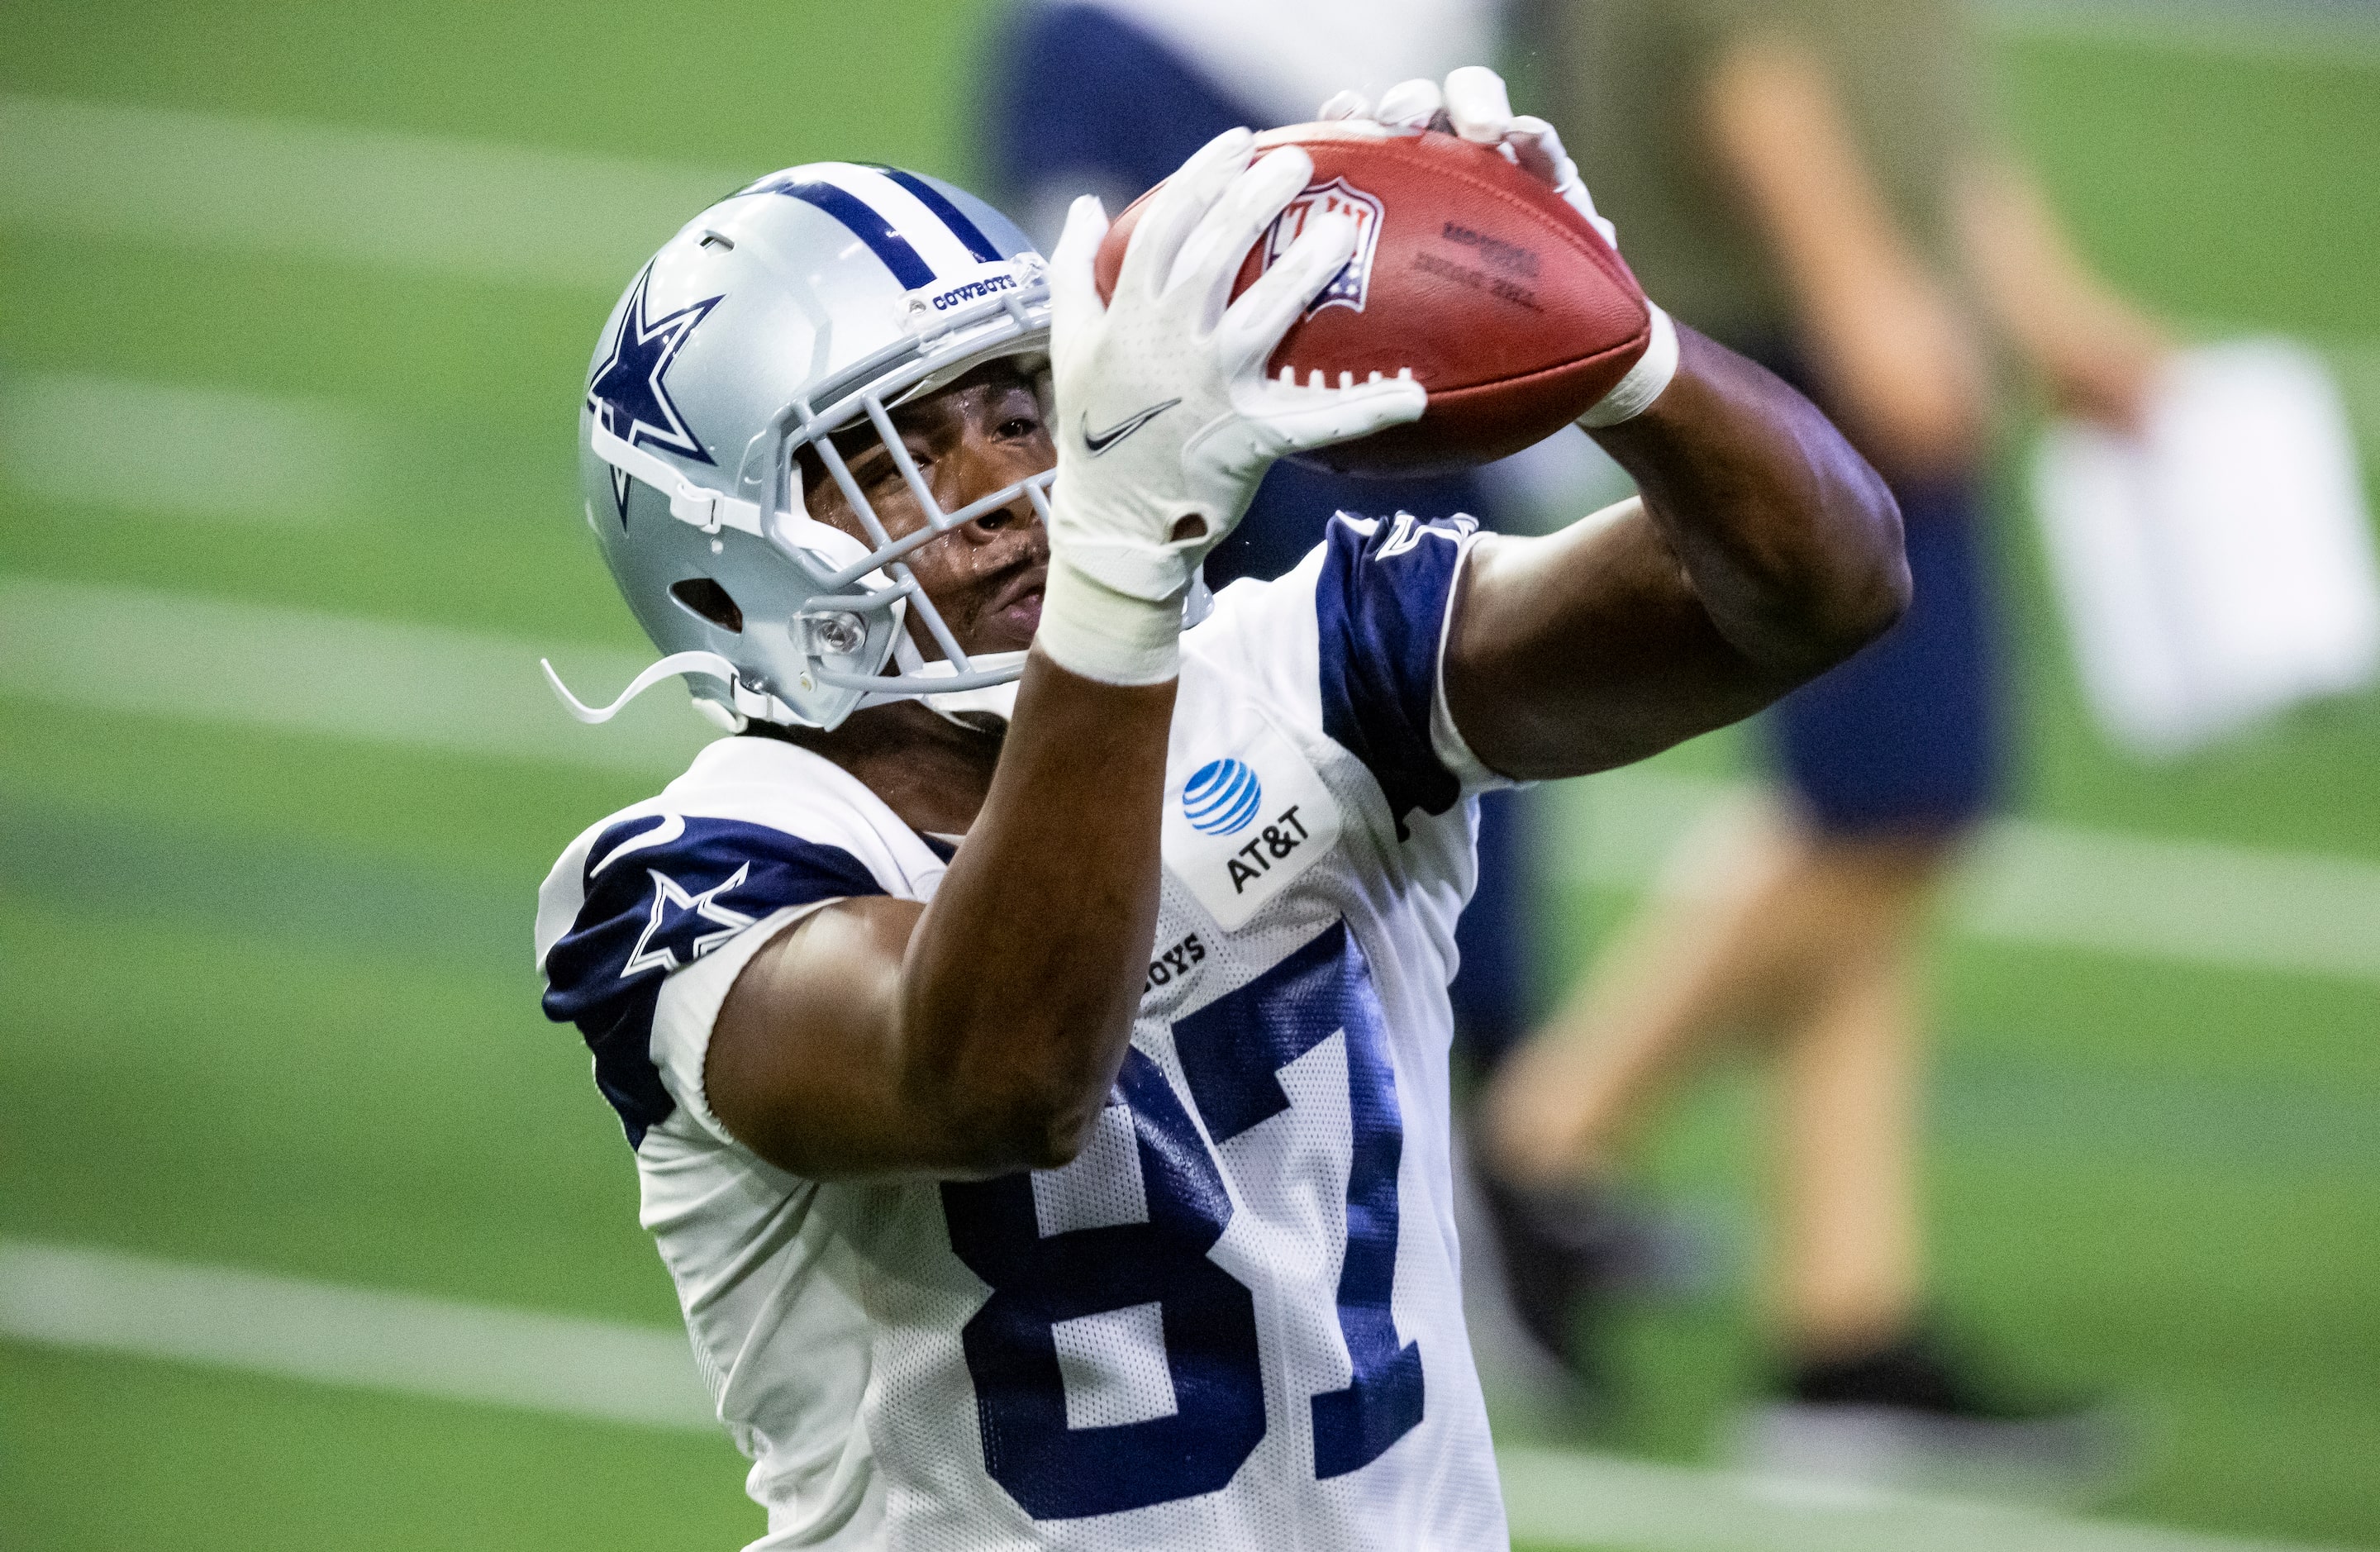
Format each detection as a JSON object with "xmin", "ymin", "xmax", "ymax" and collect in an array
[
  {"xmin": 982, "ymin": 0, "xmax": 1541, "ymax": 1088},
  {"xmin": 1481, "ymin": 0, "xmax": 2173, "ymax": 1480}
]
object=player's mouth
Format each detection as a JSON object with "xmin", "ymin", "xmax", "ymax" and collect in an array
[{"xmin": 986, "ymin": 565, "xmax": 1045, "ymax": 641}]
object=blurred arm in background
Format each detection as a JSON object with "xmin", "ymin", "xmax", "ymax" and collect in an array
[
  {"xmin": 1955, "ymin": 154, "xmax": 2172, "ymax": 430},
  {"xmin": 1702, "ymin": 38, "xmax": 1994, "ymax": 479},
  {"xmin": 1702, "ymin": 38, "xmax": 2170, "ymax": 478}
]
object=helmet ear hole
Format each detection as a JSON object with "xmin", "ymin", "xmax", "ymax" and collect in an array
[{"xmin": 669, "ymin": 577, "xmax": 745, "ymax": 634}]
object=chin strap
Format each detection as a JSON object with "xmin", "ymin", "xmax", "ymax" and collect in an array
[
  {"xmin": 541, "ymin": 572, "xmax": 1221, "ymax": 737},
  {"xmin": 540, "ymin": 648, "xmax": 1031, "ymax": 734},
  {"xmin": 1183, "ymin": 568, "xmax": 1216, "ymax": 630},
  {"xmin": 540, "ymin": 651, "xmax": 802, "ymax": 731},
  {"xmin": 911, "ymin": 653, "xmax": 1027, "ymax": 726}
]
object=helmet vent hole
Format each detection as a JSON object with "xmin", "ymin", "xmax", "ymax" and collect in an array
[
  {"xmin": 669, "ymin": 578, "xmax": 744, "ymax": 634},
  {"xmin": 699, "ymin": 230, "xmax": 735, "ymax": 251}
]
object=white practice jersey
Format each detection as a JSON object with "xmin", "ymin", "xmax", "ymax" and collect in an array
[{"xmin": 536, "ymin": 513, "xmax": 1512, "ymax": 1550}]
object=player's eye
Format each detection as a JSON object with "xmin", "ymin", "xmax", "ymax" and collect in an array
[
  {"xmin": 850, "ymin": 445, "xmax": 913, "ymax": 489},
  {"xmin": 996, "ymin": 413, "xmax": 1039, "ymax": 440}
]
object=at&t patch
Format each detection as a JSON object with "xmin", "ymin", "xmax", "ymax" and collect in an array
[{"xmin": 1162, "ymin": 723, "xmax": 1341, "ymax": 931}]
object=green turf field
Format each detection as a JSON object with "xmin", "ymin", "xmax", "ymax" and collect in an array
[{"xmin": 3, "ymin": 3, "xmax": 2377, "ymax": 1548}]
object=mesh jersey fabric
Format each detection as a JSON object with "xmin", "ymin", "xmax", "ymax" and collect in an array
[{"xmin": 535, "ymin": 512, "xmax": 1514, "ymax": 1550}]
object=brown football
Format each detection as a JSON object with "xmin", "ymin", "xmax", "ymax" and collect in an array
[{"xmin": 1092, "ymin": 121, "xmax": 1652, "ymax": 477}]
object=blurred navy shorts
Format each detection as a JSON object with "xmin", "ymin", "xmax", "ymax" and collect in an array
[
  {"xmin": 1735, "ymin": 339, "xmax": 2007, "ymax": 838},
  {"xmin": 1767, "ymin": 477, "xmax": 2006, "ymax": 836}
]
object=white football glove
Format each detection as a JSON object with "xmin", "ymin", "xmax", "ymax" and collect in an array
[
  {"xmin": 1038, "ymin": 127, "xmax": 1427, "ymax": 685},
  {"xmin": 1317, "ymin": 66, "xmax": 1678, "ymax": 430}
]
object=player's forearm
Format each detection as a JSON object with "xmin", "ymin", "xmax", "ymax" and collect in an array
[
  {"xmin": 892, "ymin": 651, "xmax": 1174, "ymax": 1171},
  {"xmin": 1441, "ymin": 331, "xmax": 1902, "ymax": 780},
  {"xmin": 1590, "ymin": 326, "xmax": 1907, "ymax": 677}
]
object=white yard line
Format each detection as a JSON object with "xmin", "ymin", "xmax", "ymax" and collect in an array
[
  {"xmin": 1554, "ymin": 770, "xmax": 2380, "ymax": 985},
  {"xmin": 0, "ymin": 1239, "xmax": 714, "ymax": 1431},
  {"xmin": 0, "ymin": 94, "xmax": 734, "ymax": 289},
  {"xmin": 7, "ymin": 17, "xmax": 2378, "ymax": 293},
  {"xmin": 0, "ymin": 372, "xmax": 378, "ymax": 524},
  {"xmin": 0, "ymin": 573, "xmax": 712, "ymax": 776},
  {"xmin": 1961, "ymin": 817, "xmax": 2380, "ymax": 983},
  {"xmin": 1497, "ymin": 1445, "xmax": 2351, "ymax": 1552},
  {"xmin": 8, "ymin": 571, "xmax": 2380, "ymax": 985},
  {"xmin": 0, "ymin": 1237, "xmax": 2342, "ymax": 1552},
  {"xmin": 1980, "ymin": 0, "xmax": 2380, "ymax": 65}
]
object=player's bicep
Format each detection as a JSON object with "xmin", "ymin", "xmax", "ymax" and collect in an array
[
  {"xmin": 1444, "ymin": 504, "xmax": 1787, "ymax": 779},
  {"xmin": 705, "ymin": 893, "xmax": 942, "ymax": 1180}
]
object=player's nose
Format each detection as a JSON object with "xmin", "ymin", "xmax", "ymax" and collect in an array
[
  {"xmin": 954, "ymin": 446, "xmax": 1053, "ymax": 547},
  {"xmin": 964, "ymin": 484, "xmax": 1045, "ymax": 544}
]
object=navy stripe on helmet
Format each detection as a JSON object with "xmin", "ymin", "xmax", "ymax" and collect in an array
[
  {"xmin": 749, "ymin": 178, "xmax": 936, "ymax": 289},
  {"xmin": 874, "ymin": 168, "xmax": 1005, "ymax": 264}
]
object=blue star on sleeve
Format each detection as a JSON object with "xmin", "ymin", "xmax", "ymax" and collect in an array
[
  {"xmin": 619, "ymin": 862, "xmax": 759, "ymax": 978},
  {"xmin": 541, "ymin": 815, "xmax": 886, "ymax": 1147}
]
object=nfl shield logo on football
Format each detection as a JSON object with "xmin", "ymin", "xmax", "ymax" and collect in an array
[{"xmin": 1261, "ymin": 177, "xmax": 1386, "ymax": 316}]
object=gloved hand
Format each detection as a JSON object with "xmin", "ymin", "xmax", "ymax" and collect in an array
[
  {"xmin": 1317, "ymin": 66, "xmax": 1678, "ymax": 430},
  {"xmin": 1039, "ymin": 126, "xmax": 1427, "ymax": 685}
]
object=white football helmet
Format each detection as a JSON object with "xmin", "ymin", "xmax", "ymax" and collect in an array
[{"xmin": 546, "ymin": 161, "xmax": 1064, "ymax": 731}]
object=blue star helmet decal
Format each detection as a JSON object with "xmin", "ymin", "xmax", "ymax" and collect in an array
[{"xmin": 588, "ymin": 264, "xmax": 722, "ymax": 521}]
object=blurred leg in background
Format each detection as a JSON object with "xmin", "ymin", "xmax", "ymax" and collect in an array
[
  {"xmin": 1479, "ymin": 0, "xmax": 2173, "ymax": 1488},
  {"xmin": 1486, "ymin": 391, "xmax": 2125, "ymax": 1491}
]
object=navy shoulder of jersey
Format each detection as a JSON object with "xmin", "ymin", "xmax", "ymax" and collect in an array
[
  {"xmin": 543, "ymin": 814, "xmax": 884, "ymax": 1147},
  {"xmin": 1314, "ymin": 511, "xmax": 1477, "ymax": 839}
]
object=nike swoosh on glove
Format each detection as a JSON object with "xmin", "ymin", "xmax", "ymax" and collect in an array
[{"xmin": 1035, "ymin": 126, "xmax": 1427, "ymax": 684}]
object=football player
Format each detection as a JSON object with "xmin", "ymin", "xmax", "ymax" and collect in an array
[{"xmin": 536, "ymin": 69, "xmax": 1904, "ymax": 1549}]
